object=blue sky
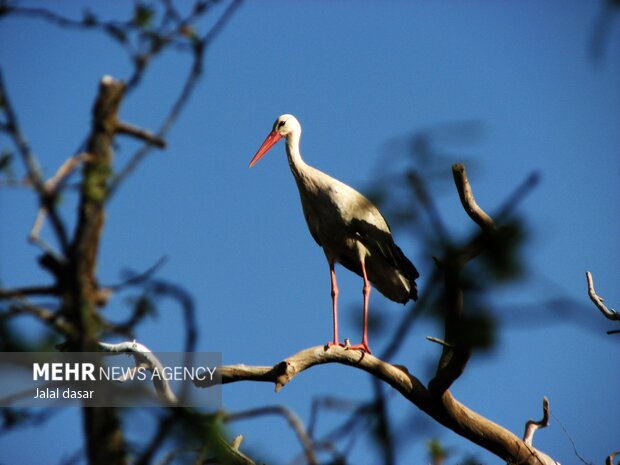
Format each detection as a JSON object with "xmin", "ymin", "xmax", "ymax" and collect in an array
[{"xmin": 1, "ymin": 1, "xmax": 619, "ymax": 464}]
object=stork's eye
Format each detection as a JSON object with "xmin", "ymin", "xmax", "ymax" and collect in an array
[{"xmin": 278, "ymin": 120, "xmax": 286, "ymax": 128}]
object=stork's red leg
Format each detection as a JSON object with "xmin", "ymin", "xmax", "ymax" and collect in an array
[
  {"xmin": 326, "ymin": 262, "xmax": 341, "ymax": 348},
  {"xmin": 348, "ymin": 258, "xmax": 372, "ymax": 354}
]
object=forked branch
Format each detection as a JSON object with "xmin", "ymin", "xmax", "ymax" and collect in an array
[
  {"xmin": 196, "ymin": 345, "xmax": 557, "ymax": 465},
  {"xmin": 429, "ymin": 164, "xmax": 497, "ymax": 396}
]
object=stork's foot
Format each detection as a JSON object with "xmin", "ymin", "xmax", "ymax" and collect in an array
[
  {"xmin": 325, "ymin": 341, "xmax": 345, "ymax": 350},
  {"xmin": 347, "ymin": 341, "xmax": 372, "ymax": 354}
]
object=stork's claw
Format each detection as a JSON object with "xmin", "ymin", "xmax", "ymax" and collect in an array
[
  {"xmin": 346, "ymin": 342, "xmax": 372, "ymax": 354},
  {"xmin": 325, "ymin": 341, "xmax": 345, "ymax": 350}
]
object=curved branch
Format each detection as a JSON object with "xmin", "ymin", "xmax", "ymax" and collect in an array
[
  {"xmin": 221, "ymin": 405, "xmax": 317, "ymax": 465},
  {"xmin": 585, "ymin": 271, "xmax": 619, "ymax": 321},
  {"xmin": 196, "ymin": 345, "xmax": 557, "ymax": 465},
  {"xmin": 452, "ymin": 163, "xmax": 495, "ymax": 232},
  {"xmin": 523, "ymin": 397, "xmax": 550, "ymax": 446},
  {"xmin": 99, "ymin": 340, "xmax": 178, "ymax": 405},
  {"xmin": 196, "ymin": 345, "xmax": 426, "ymax": 396},
  {"xmin": 429, "ymin": 164, "xmax": 497, "ymax": 397},
  {"xmin": 606, "ymin": 451, "xmax": 620, "ymax": 465}
]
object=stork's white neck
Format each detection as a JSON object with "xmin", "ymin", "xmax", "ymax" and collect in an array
[{"xmin": 285, "ymin": 130, "xmax": 308, "ymax": 178}]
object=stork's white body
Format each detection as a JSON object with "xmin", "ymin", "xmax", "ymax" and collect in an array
[{"xmin": 250, "ymin": 115, "xmax": 418, "ymax": 353}]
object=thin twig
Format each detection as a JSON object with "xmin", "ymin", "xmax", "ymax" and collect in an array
[
  {"xmin": 585, "ymin": 271, "xmax": 619, "ymax": 321},
  {"xmin": 108, "ymin": 0, "xmax": 243, "ymax": 198},
  {"xmin": 222, "ymin": 405, "xmax": 318, "ymax": 465},
  {"xmin": 523, "ymin": 397, "xmax": 550, "ymax": 446},
  {"xmin": 549, "ymin": 411, "xmax": 592, "ymax": 465},
  {"xmin": 0, "ymin": 69, "xmax": 71, "ymax": 255},
  {"xmin": 5, "ymin": 300, "xmax": 74, "ymax": 336},
  {"xmin": 44, "ymin": 152, "xmax": 93, "ymax": 193},
  {"xmin": 116, "ymin": 121, "xmax": 167, "ymax": 148},
  {"xmin": 452, "ymin": 163, "xmax": 495, "ymax": 232},
  {"xmin": 426, "ymin": 336, "xmax": 454, "ymax": 348},
  {"xmin": 0, "ymin": 285, "xmax": 58, "ymax": 299},
  {"xmin": 0, "ymin": 69, "xmax": 45, "ymax": 191}
]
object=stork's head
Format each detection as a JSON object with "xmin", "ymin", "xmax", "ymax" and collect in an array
[
  {"xmin": 249, "ymin": 114, "xmax": 301, "ymax": 167},
  {"xmin": 271, "ymin": 114, "xmax": 300, "ymax": 137}
]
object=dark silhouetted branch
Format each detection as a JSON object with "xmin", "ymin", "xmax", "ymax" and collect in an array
[
  {"xmin": 452, "ymin": 163, "xmax": 495, "ymax": 232},
  {"xmin": 606, "ymin": 451, "xmax": 620, "ymax": 465},
  {"xmin": 0, "ymin": 285, "xmax": 58, "ymax": 299},
  {"xmin": 108, "ymin": 0, "xmax": 243, "ymax": 198},
  {"xmin": 0, "ymin": 69, "xmax": 45, "ymax": 191},
  {"xmin": 426, "ymin": 336, "xmax": 454, "ymax": 348},
  {"xmin": 4, "ymin": 300, "xmax": 74, "ymax": 337},
  {"xmin": 0, "ymin": 69, "xmax": 70, "ymax": 255},
  {"xmin": 116, "ymin": 121, "xmax": 166, "ymax": 148},
  {"xmin": 429, "ymin": 164, "xmax": 496, "ymax": 396}
]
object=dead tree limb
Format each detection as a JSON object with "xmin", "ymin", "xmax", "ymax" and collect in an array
[
  {"xmin": 0, "ymin": 69, "xmax": 70, "ymax": 255},
  {"xmin": 196, "ymin": 345, "xmax": 557, "ymax": 465},
  {"xmin": 98, "ymin": 340, "xmax": 178, "ymax": 405},
  {"xmin": 451, "ymin": 163, "xmax": 495, "ymax": 232},
  {"xmin": 523, "ymin": 397, "xmax": 550, "ymax": 446},
  {"xmin": 606, "ymin": 451, "xmax": 620, "ymax": 465},
  {"xmin": 221, "ymin": 405, "xmax": 318, "ymax": 465},
  {"xmin": 585, "ymin": 271, "xmax": 619, "ymax": 321},
  {"xmin": 429, "ymin": 164, "xmax": 495, "ymax": 397}
]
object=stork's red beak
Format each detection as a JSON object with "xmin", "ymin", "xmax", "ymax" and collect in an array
[{"xmin": 249, "ymin": 131, "xmax": 282, "ymax": 167}]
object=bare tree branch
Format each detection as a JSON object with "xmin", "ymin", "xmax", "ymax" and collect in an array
[
  {"xmin": 44, "ymin": 152, "xmax": 94, "ymax": 193},
  {"xmin": 0, "ymin": 285, "xmax": 59, "ymax": 299},
  {"xmin": 428, "ymin": 164, "xmax": 496, "ymax": 397},
  {"xmin": 606, "ymin": 451, "xmax": 620, "ymax": 465},
  {"xmin": 4, "ymin": 299, "xmax": 74, "ymax": 337},
  {"xmin": 0, "ymin": 69, "xmax": 45, "ymax": 191},
  {"xmin": 221, "ymin": 405, "xmax": 318, "ymax": 465},
  {"xmin": 0, "ymin": 68, "xmax": 71, "ymax": 254},
  {"xmin": 108, "ymin": 0, "xmax": 243, "ymax": 198},
  {"xmin": 523, "ymin": 397, "xmax": 550, "ymax": 446},
  {"xmin": 451, "ymin": 163, "xmax": 495, "ymax": 232},
  {"xmin": 196, "ymin": 344, "xmax": 557, "ymax": 465},
  {"xmin": 207, "ymin": 432, "xmax": 256, "ymax": 465},
  {"xmin": 99, "ymin": 340, "xmax": 178, "ymax": 405},
  {"xmin": 585, "ymin": 271, "xmax": 619, "ymax": 321},
  {"xmin": 116, "ymin": 121, "xmax": 167, "ymax": 148},
  {"xmin": 426, "ymin": 336, "xmax": 454, "ymax": 348}
]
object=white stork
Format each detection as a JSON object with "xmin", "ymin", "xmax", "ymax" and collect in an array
[{"xmin": 249, "ymin": 114, "xmax": 419, "ymax": 354}]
